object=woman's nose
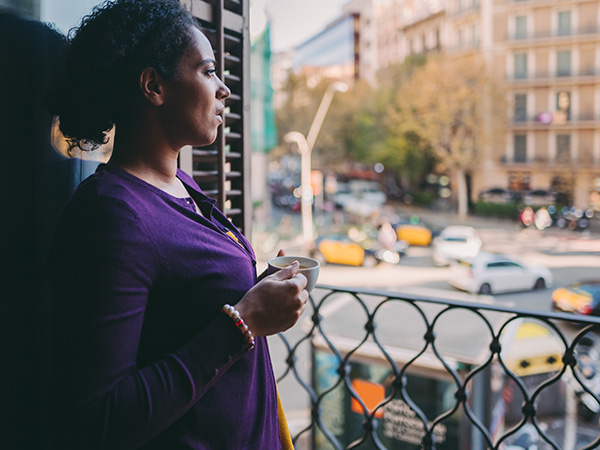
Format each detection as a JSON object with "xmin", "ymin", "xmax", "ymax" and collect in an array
[{"xmin": 217, "ymin": 78, "xmax": 231, "ymax": 100}]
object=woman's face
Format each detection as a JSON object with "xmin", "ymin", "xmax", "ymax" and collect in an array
[{"xmin": 160, "ymin": 27, "xmax": 231, "ymax": 149}]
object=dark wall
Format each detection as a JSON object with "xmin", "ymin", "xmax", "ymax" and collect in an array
[{"xmin": 0, "ymin": 11, "xmax": 97, "ymax": 449}]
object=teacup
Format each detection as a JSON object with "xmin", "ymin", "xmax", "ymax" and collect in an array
[{"xmin": 268, "ymin": 256, "xmax": 320, "ymax": 293}]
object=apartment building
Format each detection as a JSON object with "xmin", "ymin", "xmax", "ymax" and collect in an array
[
  {"xmin": 291, "ymin": 13, "xmax": 360, "ymax": 87},
  {"xmin": 489, "ymin": 0, "xmax": 600, "ymax": 208},
  {"xmin": 373, "ymin": 0, "xmax": 600, "ymax": 208}
]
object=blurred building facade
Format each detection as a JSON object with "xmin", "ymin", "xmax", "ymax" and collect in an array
[
  {"xmin": 291, "ymin": 13, "xmax": 361, "ymax": 87},
  {"xmin": 279, "ymin": 0, "xmax": 600, "ymax": 209}
]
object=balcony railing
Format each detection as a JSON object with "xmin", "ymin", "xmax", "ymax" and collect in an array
[
  {"xmin": 500, "ymin": 155, "xmax": 600, "ymax": 167},
  {"xmin": 511, "ymin": 114, "xmax": 600, "ymax": 126},
  {"xmin": 507, "ymin": 70, "xmax": 600, "ymax": 84},
  {"xmin": 507, "ymin": 26, "xmax": 600, "ymax": 42},
  {"xmin": 275, "ymin": 284, "xmax": 600, "ymax": 450}
]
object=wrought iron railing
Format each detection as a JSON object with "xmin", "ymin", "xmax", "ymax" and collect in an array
[{"xmin": 273, "ymin": 284, "xmax": 600, "ymax": 450}]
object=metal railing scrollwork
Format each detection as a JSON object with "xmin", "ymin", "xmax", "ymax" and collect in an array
[{"xmin": 273, "ymin": 285, "xmax": 600, "ymax": 450}]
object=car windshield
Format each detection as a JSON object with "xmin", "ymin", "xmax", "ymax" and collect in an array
[
  {"xmin": 575, "ymin": 283, "xmax": 600, "ymax": 297},
  {"xmin": 443, "ymin": 237, "xmax": 468, "ymax": 242}
]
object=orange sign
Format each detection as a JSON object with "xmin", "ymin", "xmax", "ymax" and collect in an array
[{"xmin": 350, "ymin": 379, "xmax": 385, "ymax": 418}]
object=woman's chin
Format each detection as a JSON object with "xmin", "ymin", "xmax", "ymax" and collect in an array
[{"xmin": 191, "ymin": 133, "xmax": 218, "ymax": 148}]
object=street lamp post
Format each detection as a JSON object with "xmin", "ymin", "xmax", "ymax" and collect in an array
[{"xmin": 284, "ymin": 81, "xmax": 348, "ymax": 250}]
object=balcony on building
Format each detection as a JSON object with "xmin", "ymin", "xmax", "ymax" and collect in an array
[{"xmin": 506, "ymin": 26, "xmax": 600, "ymax": 45}]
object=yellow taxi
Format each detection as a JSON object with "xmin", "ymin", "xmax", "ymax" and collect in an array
[
  {"xmin": 552, "ymin": 280, "xmax": 600, "ymax": 316},
  {"xmin": 503, "ymin": 321, "xmax": 564, "ymax": 377},
  {"xmin": 313, "ymin": 234, "xmax": 377, "ymax": 267},
  {"xmin": 395, "ymin": 223, "xmax": 432, "ymax": 246}
]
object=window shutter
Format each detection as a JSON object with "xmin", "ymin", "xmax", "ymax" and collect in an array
[{"xmin": 179, "ymin": 0, "xmax": 251, "ymax": 235}]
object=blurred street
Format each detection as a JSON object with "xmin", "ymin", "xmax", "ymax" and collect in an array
[
  {"xmin": 256, "ymin": 202, "xmax": 600, "ymax": 443},
  {"xmin": 254, "ymin": 203, "xmax": 600, "ymax": 313}
]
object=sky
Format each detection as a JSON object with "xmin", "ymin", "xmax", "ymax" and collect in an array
[{"xmin": 258, "ymin": 0, "xmax": 348, "ymax": 52}]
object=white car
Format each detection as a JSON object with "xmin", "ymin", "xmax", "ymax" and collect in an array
[
  {"xmin": 432, "ymin": 225, "xmax": 482, "ymax": 266},
  {"xmin": 449, "ymin": 252, "xmax": 553, "ymax": 295}
]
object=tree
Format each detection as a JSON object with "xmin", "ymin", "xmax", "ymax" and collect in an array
[
  {"xmin": 343, "ymin": 55, "xmax": 436, "ymax": 193},
  {"xmin": 389, "ymin": 54, "xmax": 507, "ymax": 217}
]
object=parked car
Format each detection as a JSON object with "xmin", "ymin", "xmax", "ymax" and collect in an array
[
  {"xmin": 432, "ymin": 225, "xmax": 482, "ymax": 266},
  {"xmin": 333, "ymin": 180, "xmax": 386, "ymax": 209},
  {"xmin": 349, "ymin": 180, "xmax": 387, "ymax": 206},
  {"xmin": 332, "ymin": 182, "xmax": 352, "ymax": 208},
  {"xmin": 449, "ymin": 252, "xmax": 553, "ymax": 295},
  {"xmin": 479, "ymin": 188, "xmax": 518, "ymax": 204},
  {"xmin": 551, "ymin": 280, "xmax": 600, "ymax": 316},
  {"xmin": 523, "ymin": 189, "xmax": 557, "ymax": 206}
]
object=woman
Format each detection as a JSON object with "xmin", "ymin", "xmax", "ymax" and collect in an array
[{"xmin": 48, "ymin": 1, "xmax": 308, "ymax": 449}]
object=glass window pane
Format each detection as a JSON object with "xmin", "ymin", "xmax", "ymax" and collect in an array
[
  {"xmin": 556, "ymin": 134, "xmax": 571, "ymax": 162},
  {"xmin": 514, "ymin": 53, "xmax": 527, "ymax": 79},
  {"xmin": 514, "ymin": 135, "xmax": 527, "ymax": 162},
  {"xmin": 556, "ymin": 91, "xmax": 571, "ymax": 120},
  {"xmin": 514, "ymin": 94, "xmax": 527, "ymax": 121},
  {"xmin": 515, "ymin": 16, "xmax": 527, "ymax": 39},
  {"xmin": 557, "ymin": 50, "xmax": 571, "ymax": 76},
  {"xmin": 558, "ymin": 11, "xmax": 571, "ymax": 36}
]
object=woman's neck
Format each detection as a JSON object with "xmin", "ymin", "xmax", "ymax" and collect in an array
[{"xmin": 108, "ymin": 125, "xmax": 184, "ymax": 195}]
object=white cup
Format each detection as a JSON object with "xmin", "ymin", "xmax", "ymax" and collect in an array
[{"xmin": 267, "ymin": 256, "xmax": 320, "ymax": 293}]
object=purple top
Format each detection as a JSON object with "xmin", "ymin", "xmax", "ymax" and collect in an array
[{"xmin": 49, "ymin": 164, "xmax": 280, "ymax": 449}]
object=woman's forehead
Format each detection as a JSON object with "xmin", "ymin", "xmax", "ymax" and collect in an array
[{"xmin": 189, "ymin": 27, "xmax": 215, "ymax": 61}]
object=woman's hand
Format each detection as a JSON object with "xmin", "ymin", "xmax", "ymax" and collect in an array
[{"xmin": 236, "ymin": 261, "xmax": 308, "ymax": 337}]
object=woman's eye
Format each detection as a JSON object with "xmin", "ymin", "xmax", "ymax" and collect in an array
[{"xmin": 205, "ymin": 68, "xmax": 216, "ymax": 77}]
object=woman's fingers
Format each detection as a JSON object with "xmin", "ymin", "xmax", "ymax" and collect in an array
[{"xmin": 257, "ymin": 249, "xmax": 287, "ymax": 281}]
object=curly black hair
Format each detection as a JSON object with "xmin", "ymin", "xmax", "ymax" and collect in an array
[{"xmin": 49, "ymin": 0, "xmax": 200, "ymax": 151}]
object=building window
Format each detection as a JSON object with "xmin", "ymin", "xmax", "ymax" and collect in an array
[
  {"xmin": 556, "ymin": 91, "xmax": 571, "ymax": 122},
  {"xmin": 435, "ymin": 28, "xmax": 440, "ymax": 49},
  {"xmin": 458, "ymin": 29, "xmax": 463, "ymax": 47},
  {"xmin": 556, "ymin": 134, "xmax": 571, "ymax": 162},
  {"xmin": 557, "ymin": 50, "xmax": 571, "ymax": 76},
  {"xmin": 514, "ymin": 135, "xmax": 527, "ymax": 162},
  {"xmin": 558, "ymin": 11, "xmax": 571, "ymax": 36},
  {"xmin": 515, "ymin": 16, "xmax": 527, "ymax": 39},
  {"xmin": 514, "ymin": 94, "xmax": 527, "ymax": 121},
  {"xmin": 422, "ymin": 34, "xmax": 427, "ymax": 52},
  {"xmin": 471, "ymin": 24, "xmax": 477, "ymax": 46},
  {"xmin": 514, "ymin": 53, "xmax": 527, "ymax": 79},
  {"xmin": 509, "ymin": 172, "xmax": 531, "ymax": 191}
]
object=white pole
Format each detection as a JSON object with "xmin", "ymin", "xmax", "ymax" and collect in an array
[
  {"xmin": 284, "ymin": 132, "xmax": 314, "ymax": 249},
  {"xmin": 284, "ymin": 82, "xmax": 348, "ymax": 251}
]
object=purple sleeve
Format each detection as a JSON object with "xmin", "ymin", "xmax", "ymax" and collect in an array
[{"xmin": 49, "ymin": 196, "xmax": 249, "ymax": 449}]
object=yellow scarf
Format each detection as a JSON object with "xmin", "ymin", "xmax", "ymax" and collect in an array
[{"xmin": 277, "ymin": 388, "xmax": 294, "ymax": 450}]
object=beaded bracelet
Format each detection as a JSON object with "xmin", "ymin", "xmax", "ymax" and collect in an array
[{"xmin": 221, "ymin": 304, "xmax": 255, "ymax": 349}]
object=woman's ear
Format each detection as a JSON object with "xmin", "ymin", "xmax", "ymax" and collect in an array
[{"xmin": 139, "ymin": 67, "xmax": 165, "ymax": 106}]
